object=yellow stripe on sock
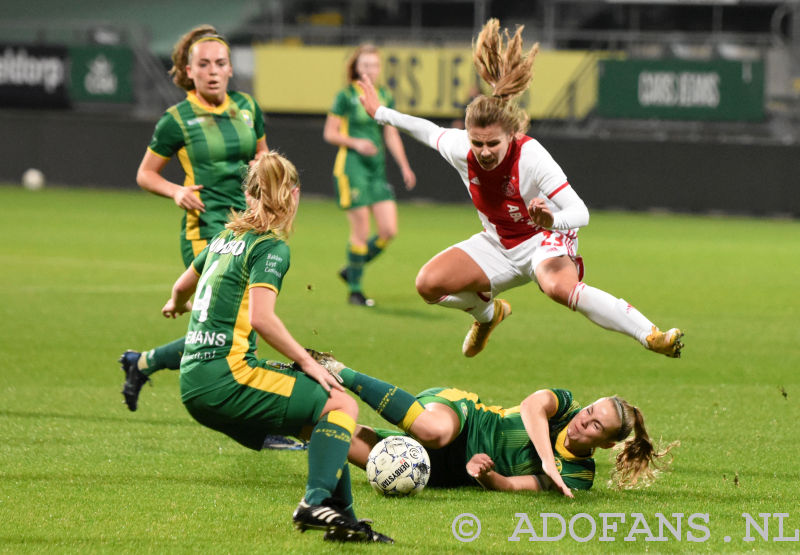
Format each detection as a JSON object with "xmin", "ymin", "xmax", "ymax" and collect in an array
[
  {"xmin": 374, "ymin": 237, "xmax": 388, "ymax": 250},
  {"xmin": 399, "ymin": 401, "xmax": 425, "ymax": 433},
  {"xmin": 327, "ymin": 410, "xmax": 356, "ymax": 435},
  {"xmin": 349, "ymin": 243, "xmax": 368, "ymax": 255}
]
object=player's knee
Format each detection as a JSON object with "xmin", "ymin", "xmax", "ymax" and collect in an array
[
  {"xmin": 411, "ymin": 418, "xmax": 453, "ymax": 449},
  {"xmin": 328, "ymin": 390, "xmax": 359, "ymax": 420},
  {"xmin": 415, "ymin": 269, "xmax": 443, "ymax": 302}
]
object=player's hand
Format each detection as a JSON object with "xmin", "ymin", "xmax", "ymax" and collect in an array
[
  {"xmin": 466, "ymin": 453, "xmax": 495, "ymax": 478},
  {"xmin": 352, "ymin": 138, "xmax": 378, "ymax": 156},
  {"xmin": 174, "ymin": 185, "xmax": 206, "ymax": 212},
  {"xmin": 161, "ymin": 298, "xmax": 192, "ymax": 318},
  {"xmin": 527, "ymin": 197, "xmax": 554, "ymax": 228},
  {"xmin": 357, "ymin": 74, "xmax": 380, "ymax": 118},
  {"xmin": 542, "ymin": 458, "xmax": 574, "ymax": 498},
  {"xmin": 299, "ymin": 360, "xmax": 345, "ymax": 394},
  {"xmin": 402, "ymin": 167, "xmax": 417, "ymax": 190}
]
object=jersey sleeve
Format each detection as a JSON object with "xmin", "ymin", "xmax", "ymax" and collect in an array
[
  {"xmin": 330, "ymin": 90, "xmax": 349, "ymax": 117},
  {"xmin": 519, "ymin": 141, "xmax": 589, "ymax": 230},
  {"xmin": 548, "ymin": 388, "xmax": 575, "ymax": 420},
  {"xmin": 190, "ymin": 247, "xmax": 209, "ymax": 276},
  {"xmin": 559, "ymin": 459, "xmax": 596, "ymax": 490},
  {"xmin": 248, "ymin": 239, "xmax": 291, "ymax": 293},
  {"xmin": 148, "ymin": 111, "xmax": 184, "ymax": 159},
  {"xmin": 253, "ymin": 98, "xmax": 266, "ymax": 142}
]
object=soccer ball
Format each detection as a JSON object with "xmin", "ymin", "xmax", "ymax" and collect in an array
[
  {"xmin": 366, "ymin": 436, "xmax": 430, "ymax": 496},
  {"xmin": 22, "ymin": 168, "xmax": 45, "ymax": 191}
]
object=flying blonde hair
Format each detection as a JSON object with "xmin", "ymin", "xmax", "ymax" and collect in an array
[
  {"xmin": 465, "ymin": 18, "xmax": 539, "ymax": 135},
  {"xmin": 607, "ymin": 396, "xmax": 680, "ymax": 489},
  {"xmin": 226, "ymin": 152, "xmax": 299, "ymax": 238}
]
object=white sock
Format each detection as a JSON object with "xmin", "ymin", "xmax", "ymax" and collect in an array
[
  {"xmin": 433, "ymin": 292, "xmax": 494, "ymax": 323},
  {"xmin": 568, "ymin": 283, "xmax": 653, "ymax": 346}
]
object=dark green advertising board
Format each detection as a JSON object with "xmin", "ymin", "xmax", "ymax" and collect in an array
[
  {"xmin": 68, "ymin": 45, "xmax": 133, "ymax": 103},
  {"xmin": 597, "ymin": 59, "xmax": 763, "ymax": 121}
]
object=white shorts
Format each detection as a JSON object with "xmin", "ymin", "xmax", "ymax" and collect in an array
[{"xmin": 452, "ymin": 230, "xmax": 580, "ymax": 297}]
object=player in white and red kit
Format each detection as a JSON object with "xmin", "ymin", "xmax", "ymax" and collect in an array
[{"xmin": 358, "ymin": 19, "xmax": 683, "ymax": 358}]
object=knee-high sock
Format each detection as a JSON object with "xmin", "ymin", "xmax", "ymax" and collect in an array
[
  {"xmin": 305, "ymin": 410, "xmax": 355, "ymax": 506},
  {"xmin": 432, "ymin": 291, "xmax": 494, "ymax": 323},
  {"xmin": 337, "ymin": 368, "xmax": 424, "ymax": 433},
  {"xmin": 332, "ymin": 463, "xmax": 356, "ymax": 519},
  {"xmin": 365, "ymin": 235, "xmax": 388, "ymax": 263},
  {"xmin": 345, "ymin": 243, "xmax": 368, "ymax": 293},
  {"xmin": 140, "ymin": 337, "xmax": 185, "ymax": 376},
  {"xmin": 568, "ymin": 283, "xmax": 653, "ymax": 346}
]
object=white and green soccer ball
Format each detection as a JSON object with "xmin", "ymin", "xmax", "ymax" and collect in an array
[{"xmin": 366, "ymin": 436, "xmax": 430, "ymax": 496}]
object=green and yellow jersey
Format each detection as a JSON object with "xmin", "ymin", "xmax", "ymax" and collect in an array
[
  {"xmin": 417, "ymin": 387, "xmax": 596, "ymax": 490},
  {"xmin": 179, "ymin": 228, "xmax": 290, "ymax": 403},
  {"xmin": 330, "ymin": 83, "xmax": 393, "ymax": 172},
  {"xmin": 148, "ymin": 90, "xmax": 265, "ymax": 241}
]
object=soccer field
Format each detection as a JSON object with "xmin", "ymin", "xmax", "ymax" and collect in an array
[{"xmin": 1, "ymin": 184, "xmax": 799, "ymax": 553}]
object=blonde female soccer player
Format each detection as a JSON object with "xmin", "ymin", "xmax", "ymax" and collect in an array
[
  {"xmin": 160, "ymin": 152, "xmax": 392, "ymax": 543},
  {"xmin": 308, "ymin": 352, "xmax": 677, "ymax": 496},
  {"xmin": 323, "ymin": 44, "xmax": 416, "ymax": 307},
  {"xmin": 358, "ymin": 19, "xmax": 683, "ymax": 359}
]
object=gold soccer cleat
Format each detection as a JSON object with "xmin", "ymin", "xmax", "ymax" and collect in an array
[
  {"xmin": 462, "ymin": 298, "xmax": 512, "ymax": 357},
  {"xmin": 305, "ymin": 348, "xmax": 346, "ymax": 382},
  {"xmin": 646, "ymin": 326, "xmax": 684, "ymax": 358}
]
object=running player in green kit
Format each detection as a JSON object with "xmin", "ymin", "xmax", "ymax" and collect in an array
[
  {"xmin": 160, "ymin": 152, "xmax": 392, "ymax": 543},
  {"xmin": 323, "ymin": 44, "xmax": 416, "ymax": 306},
  {"xmin": 306, "ymin": 352, "xmax": 677, "ymax": 495},
  {"xmin": 117, "ymin": 26, "xmax": 269, "ymax": 411}
]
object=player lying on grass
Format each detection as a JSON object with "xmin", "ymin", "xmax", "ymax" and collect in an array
[
  {"xmin": 159, "ymin": 152, "xmax": 391, "ymax": 543},
  {"xmin": 308, "ymin": 351, "xmax": 677, "ymax": 496}
]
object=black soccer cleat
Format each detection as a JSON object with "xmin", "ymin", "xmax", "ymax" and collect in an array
[
  {"xmin": 118, "ymin": 350, "xmax": 150, "ymax": 412},
  {"xmin": 262, "ymin": 434, "xmax": 307, "ymax": 451},
  {"xmin": 324, "ymin": 519, "xmax": 394, "ymax": 544},
  {"xmin": 348, "ymin": 291, "xmax": 375, "ymax": 307},
  {"xmin": 292, "ymin": 499, "xmax": 364, "ymax": 537}
]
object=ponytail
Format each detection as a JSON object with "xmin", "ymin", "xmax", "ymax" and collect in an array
[
  {"xmin": 608, "ymin": 396, "xmax": 679, "ymax": 489},
  {"xmin": 465, "ymin": 18, "xmax": 539, "ymax": 136}
]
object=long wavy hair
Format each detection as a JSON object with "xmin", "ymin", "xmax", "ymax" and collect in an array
[
  {"xmin": 465, "ymin": 18, "xmax": 539, "ymax": 136},
  {"xmin": 226, "ymin": 152, "xmax": 299, "ymax": 238},
  {"xmin": 607, "ymin": 396, "xmax": 679, "ymax": 489},
  {"xmin": 168, "ymin": 24, "xmax": 230, "ymax": 91},
  {"xmin": 345, "ymin": 43, "xmax": 380, "ymax": 82}
]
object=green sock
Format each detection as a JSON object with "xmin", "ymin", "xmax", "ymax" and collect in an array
[
  {"xmin": 333, "ymin": 464, "xmax": 356, "ymax": 519},
  {"xmin": 365, "ymin": 235, "xmax": 388, "ymax": 263},
  {"xmin": 338, "ymin": 368, "xmax": 424, "ymax": 432},
  {"xmin": 140, "ymin": 337, "xmax": 185, "ymax": 376},
  {"xmin": 304, "ymin": 410, "xmax": 354, "ymax": 506},
  {"xmin": 345, "ymin": 243, "xmax": 368, "ymax": 293}
]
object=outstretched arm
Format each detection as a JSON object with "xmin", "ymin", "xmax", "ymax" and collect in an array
[
  {"xmin": 358, "ymin": 75, "xmax": 448, "ymax": 150},
  {"xmin": 519, "ymin": 390, "xmax": 575, "ymax": 498}
]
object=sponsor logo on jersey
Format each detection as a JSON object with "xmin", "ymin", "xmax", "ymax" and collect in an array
[
  {"xmin": 209, "ymin": 237, "xmax": 246, "ymax": 255},
  {"xmin": 185, "ymin": 330, "xmax": 228, "ymax": 346},
  {"xmin": 554, "ymin": 459, "xmax": 563, "ymax": 473},
  {"xmin": 186, "ymin": 116, "xmax": 212, "ymax": 127},
  {"xmin": 470, "ymin": 176, "xmax": 480, "ymax": 186}
]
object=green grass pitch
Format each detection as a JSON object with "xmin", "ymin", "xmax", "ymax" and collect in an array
[{"xmin": 1, "ymin": 184, "xmax": 798, "ymax": 553}]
